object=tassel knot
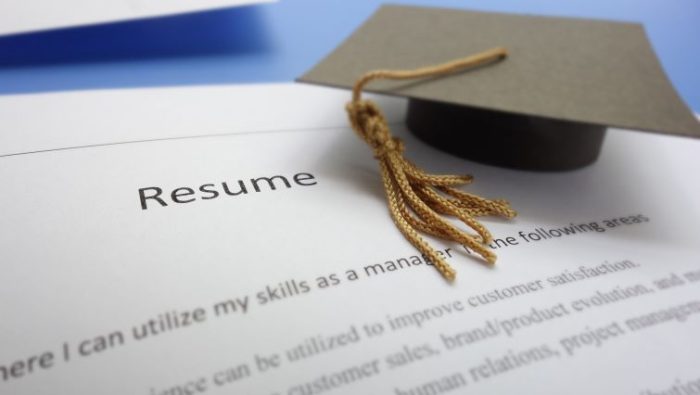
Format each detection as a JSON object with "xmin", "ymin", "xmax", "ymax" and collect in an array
[{"xmin": 347, "ymin": 100, "xmax": 404, "ymax": 158}]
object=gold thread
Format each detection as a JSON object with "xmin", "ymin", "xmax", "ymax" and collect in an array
[{"xmin": 345, "ymin": 47, "xmax": 516, "ymax": 282}]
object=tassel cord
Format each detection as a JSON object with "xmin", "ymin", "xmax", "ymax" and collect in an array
[{"xmin": 345, "ymin": 47, "xmax": 516, "ymax": 281}]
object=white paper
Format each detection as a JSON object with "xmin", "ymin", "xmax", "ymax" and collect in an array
[
  {"xmin": 0, "ymin": 0, "xmax": 274, "ymax": 37},
  {"xmin": 1, "ymin": 84, "xmax": 699, "ymax": 395}
]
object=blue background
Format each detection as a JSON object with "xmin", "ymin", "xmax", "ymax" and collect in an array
[{"xmin": 0, "ymin": 0, "xmax": 698, "ymax": 111}]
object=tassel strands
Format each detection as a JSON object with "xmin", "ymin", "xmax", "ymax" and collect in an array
[{"xmin": 345, "ymin": 47, "xmax": 517, "ymax": 281}]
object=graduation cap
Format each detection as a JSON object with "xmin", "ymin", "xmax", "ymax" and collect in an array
[
  {"xmin": 300, "ymin": 5, "xmax": 700, "ymax": 170},
  {"xmin": 298, "ymin": 5, "xmax": 700, "ymax": 280}
]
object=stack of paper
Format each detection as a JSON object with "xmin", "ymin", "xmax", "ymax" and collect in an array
[{"xmin": 0, "ymin": 0, "xmax": 273, "ymax": 36}]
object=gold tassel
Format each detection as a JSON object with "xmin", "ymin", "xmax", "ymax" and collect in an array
[{"xmin": 345, "ymin": 47, "xmax": 517, "ymax": 281}]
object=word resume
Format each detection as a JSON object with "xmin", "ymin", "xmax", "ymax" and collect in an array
[{"xmin": 1, "ymin": 84, "xmax": 699, "ymax": 394}]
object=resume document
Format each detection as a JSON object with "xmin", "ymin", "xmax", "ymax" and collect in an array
[{"xmin": 1, "ymin": 84, "xmax": 699, "ymax": 394}]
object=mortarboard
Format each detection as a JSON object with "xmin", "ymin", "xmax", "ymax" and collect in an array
[
  {"xmin": 298, "ymin": 5, "xmax": 700, "ymax": 281},
  {"xmin": 300, "ymin": 5, "xmax": 700, "ymax": 171}
]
